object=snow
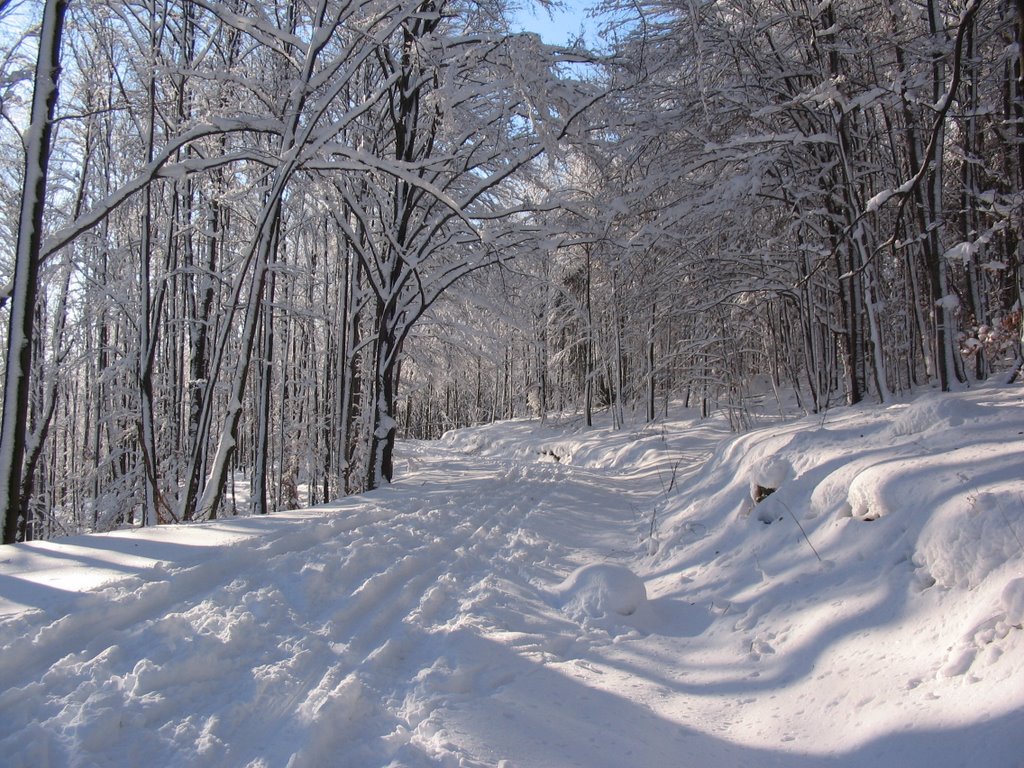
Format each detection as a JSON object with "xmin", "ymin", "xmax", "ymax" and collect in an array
[
  {"xmin": 750, "ymin": 454, "xmax": 793, "ymax": 492},
  {"xmin": 1, "ymin": 385, "xmax": 1023, "ymax": 766},
  {"xmin": 1003, "ymin": 579, "xmax": 1024, "ymax": 626},
  {"xmin": 553, "ymin": 562, "xmax": 648, "ymax": 621},
  {"xmin": 866, "ymin": 188, "xmax": 894, "ymax": 213},
  {"xmin": 944, "ymin": 241, "xmax": 973, "ymax": 264}
]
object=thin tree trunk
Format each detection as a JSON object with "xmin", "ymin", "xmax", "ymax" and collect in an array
[
  {"xmin": 584, "ymin": 246, "xmax": 594, "ymax": 427},
  {"xmin": 195, "ymin": 202, "xmax": 283, "ymax": 520},
  {"xmin": 252, "ymin": 265, "xmax": 277, "ymax": 515},
  {"xmin": 646, "ymin": 301, "xmax": 656, "ymax": 422}
]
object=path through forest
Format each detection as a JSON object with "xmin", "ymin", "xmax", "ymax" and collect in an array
[
  {"xmin": 1, "ymin": 397, "xmax": 1022, "ymax": 767},
  {"xmin": 0, "ymin": 426, "xmax": 728, "ymax": 767}
]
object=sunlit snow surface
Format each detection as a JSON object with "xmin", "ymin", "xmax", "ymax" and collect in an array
[{"xmin": 1, "ymin": 385, "xmax": 1022, "ymax": 766}]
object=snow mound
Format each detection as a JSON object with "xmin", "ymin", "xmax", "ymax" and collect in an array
[
  {"xmin": 553, "ymin": 563, "xmax": 648, "ymax": 620},
  {"xmin": 886, "ymin": 392, "xmax": 988, "ymax": 438},
  {"xmin": 916, "ymin": 492, "xmax": 1024, "ymax": 589},
  {"xmin": 750, "ymin": 455, "xmax": 792, "ymax": 491},
  {"xmin": 1002, "ymin": 578, "xmax": 1024, "ymax": 626},
  {"xmin": 846, "ymin": 465, "xmax": 890, "ymax": 520}
]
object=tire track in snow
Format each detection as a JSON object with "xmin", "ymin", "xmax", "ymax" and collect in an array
[
  {"xmin": 0, "ymin": 503, "xmax": 445, "ymax": 765},
  {"xmin": 262, "ymin": 462, "xmax": 551, "ymax": 766},
  {"xmin": 363, "ymin": 448, "xmax": 655, "ymax": 765},
  {"xmin": 223, "ymin": 464, "xmax": 538, "ymax": 764},
  {"xmin": 0, "ymin": 442, "xmax": 653, "ymax": 767},
  {"xmin": 187, "ymin": 499, "xmax": 516, "ymax": 766},
  {"xmin": 0, "ymin": 506, "xmax": 395, "ymax": 691}
]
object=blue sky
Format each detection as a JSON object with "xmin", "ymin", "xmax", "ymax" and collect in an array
[{"xmin": 512, "ymin": 0, "xmax": 594, "ymax": 45}]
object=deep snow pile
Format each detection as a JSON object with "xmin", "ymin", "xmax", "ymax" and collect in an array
[{"xmin": 0, "ymin": 385, "xmax": 1022, "ymax": 767}]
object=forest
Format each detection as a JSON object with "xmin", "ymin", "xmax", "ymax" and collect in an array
[{"xmin": 0, "ymin": 0, "xmax": 1021, "ymax": 543}]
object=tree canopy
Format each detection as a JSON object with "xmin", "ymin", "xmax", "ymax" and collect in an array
[{"xmin": 0, "ymin": 0, "xmax": 1021, "ymax": 541}]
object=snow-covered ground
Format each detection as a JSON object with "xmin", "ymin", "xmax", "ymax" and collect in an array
[{"xmin": 1, "ymin": 384, "xmax": 1022, "ymax": 767}]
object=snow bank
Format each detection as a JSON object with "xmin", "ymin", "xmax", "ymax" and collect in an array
[
  {"xmin": 651, "ymin": 384, "xmax": 1024, "ymax": 739},
  {"xmin": 886, "ymin": 391, "xmax": 988, "ymax": 437},
  {"xmin": 917, "ymin": 492, "xmax": 1024, "ymax": 589}
]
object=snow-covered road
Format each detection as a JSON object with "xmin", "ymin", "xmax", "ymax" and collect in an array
[
  {"xmin": 1, "ymin": 394, "xmax": 1023, "ymax": 767},
  {"xmin": 0, "ymin": 432, "xmax": 715, "ymax": 767}
]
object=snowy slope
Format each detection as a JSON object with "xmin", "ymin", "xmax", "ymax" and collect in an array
[{"xmin": 0, "ymin": 385, "xmax": 1022, "ymax": 767}]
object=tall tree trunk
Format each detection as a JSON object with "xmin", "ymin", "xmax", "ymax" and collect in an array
[
  {"xmin": 137, "ymin": 10, "xmax": 163, "ymax": 527},
  {"xmin": 195, "ymin": 202, "xmax": 283, "ymax": 520},
  {"xmin": 181, "ymin": 198, "xmax": 219, "ymax": 521},
  {"xmin": 252, "ymin": 265, "xmax": 277, "ymax": 515},
  {"xmin": 646, "ymin": 301, "xmax": 656, "ymax": 422},
  {"xmin": 0, "ymin": 0, "xmax": 67, "ymax": 544},
  {"xmin": 583, "ymin": 245, "xmax": 594, "ymax": 427},
  {"xmin": 367, "ymin": 299, "xmax": 404, "ymax": 488}
]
